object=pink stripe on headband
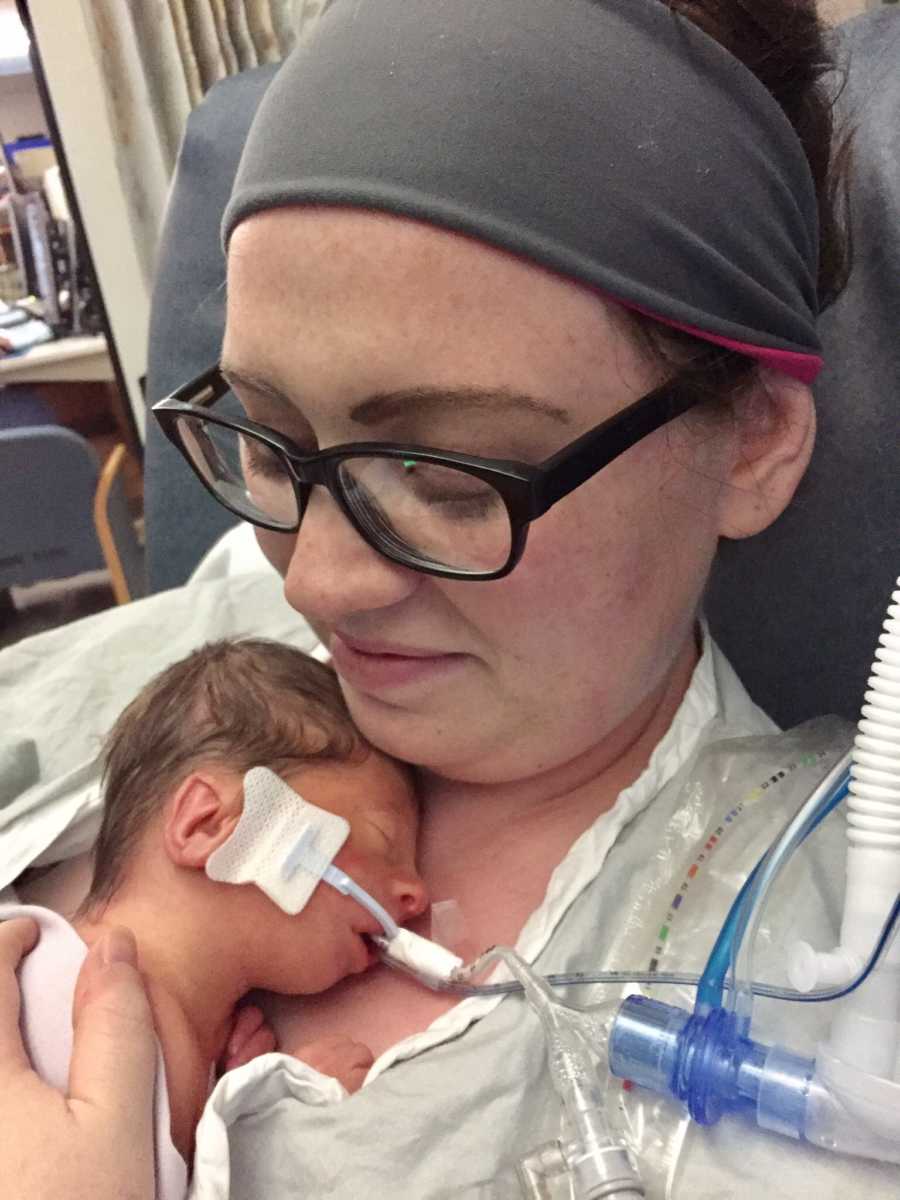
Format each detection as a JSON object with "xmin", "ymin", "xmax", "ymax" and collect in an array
[{"xmin": 616, "ymin": 297, "xmax": 823, "ymax": 384}]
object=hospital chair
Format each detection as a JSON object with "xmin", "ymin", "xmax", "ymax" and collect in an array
[
  {"xmin": 143, "ymin": 10, "xmax": 899, "ymax": 730},
  {"xmin": 0, "ymin": 410, "xmax": 146, "ymax": 604}
]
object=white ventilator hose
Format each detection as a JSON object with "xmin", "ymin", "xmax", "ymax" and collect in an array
[{"xmin": 788, "ymin": 578, "xmax": 900, "ymax": 1080}]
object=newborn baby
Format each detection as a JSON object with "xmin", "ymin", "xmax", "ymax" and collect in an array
[{"xmin": 1, "ymin": 638, "xmax": 426, "ymax": 1194}]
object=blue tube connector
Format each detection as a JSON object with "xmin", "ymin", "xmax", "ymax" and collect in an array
[{"xmin": 609, "ymin": 995, "xmax": 815, "ymax": 1135}]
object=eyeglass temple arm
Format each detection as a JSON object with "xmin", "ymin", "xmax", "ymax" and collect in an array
[
  {"xmin": 184, "ymin": 367, "xmax": 232, "ymax": 409},
  {"xmin": 533, "ymin": 385, "xmax": 698, "ymax": 516}
]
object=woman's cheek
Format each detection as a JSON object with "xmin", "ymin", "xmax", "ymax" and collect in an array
[
  {"xmin": 255, "ymin": 527, "xmax": 296, "ymax": 576},
  {"xmin": 511, "ymin": 498, "xmax": 641, "ymax": 616}
]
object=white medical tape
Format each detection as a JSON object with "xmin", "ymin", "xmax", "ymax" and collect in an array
[
  {"xmin": 374, "ymin": 928, "xmax": 464, "ymax": 984},
  {"xmin": 205, "ymin": 766, "xmax": 350, "ymax": 915}
]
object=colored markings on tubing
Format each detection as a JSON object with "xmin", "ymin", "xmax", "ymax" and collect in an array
[
  {"xmin": 646, "ymin": 748, "xmax": 832, "ymax": 976},
  {"xmin": 621, "ymin": 747, "xmax": 829, "ymax": 1099}
]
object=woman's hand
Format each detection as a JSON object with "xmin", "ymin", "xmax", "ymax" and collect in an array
[{"xmin": 0, "ymin": 917, "xmax": 159, "ymax": 1200}]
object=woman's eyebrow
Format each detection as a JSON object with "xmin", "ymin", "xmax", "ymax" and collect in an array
[
  {"xmin": 220, "ymin": 362, "xmax": 296, "ymax": 409},
  {"xmin": 350, "ymin": 387, "xmax": 570, "ymax": 426},
  {"xmin": 220, "ymin": 362, "xmax": 571, "ymax": 426}
]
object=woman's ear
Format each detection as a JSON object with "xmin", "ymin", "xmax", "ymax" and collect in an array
[
  {"xmin": 717, "ymin": 371, "xmax": 816, "ymax": 541},
  {"xmin": 163, "ymin": 771, "xmax": 243, "ymax": 870}
]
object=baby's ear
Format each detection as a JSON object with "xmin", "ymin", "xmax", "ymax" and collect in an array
[{"xmin": 163, "ymin": 771, "xmax": 242, "ymax": 870}]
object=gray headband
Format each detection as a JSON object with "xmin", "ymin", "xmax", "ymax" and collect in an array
[{"xmin": 224, "ymin": 0, "xmax": 822, "ymax": 382}]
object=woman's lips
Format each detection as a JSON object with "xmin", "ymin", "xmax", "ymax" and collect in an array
[{"xmin": 330, "ymin": 632, "xmax": 465, "ymax": 692}]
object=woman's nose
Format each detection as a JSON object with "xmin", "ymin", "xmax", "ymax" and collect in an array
[
  {"xmin": 282, "ymin": 487, "xmax": 420, "ymax": 628},
  {"xmin": 389, "ymin": 869, "xmax": 430, "ymax": 922}
]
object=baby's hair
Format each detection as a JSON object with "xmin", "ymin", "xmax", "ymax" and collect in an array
[{"xmin": 84, "ymin": 638, "xmax": 363, "ymax": 908}]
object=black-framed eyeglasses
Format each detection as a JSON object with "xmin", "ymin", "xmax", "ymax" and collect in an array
[{"xmin": 152, "ymin": 365, "xmax": 700, "ymax": 581}]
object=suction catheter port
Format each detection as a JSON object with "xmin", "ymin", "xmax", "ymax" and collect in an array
[{"xmin": 472, "ymin": 946, "xmax": 646, "ymax": 1200}]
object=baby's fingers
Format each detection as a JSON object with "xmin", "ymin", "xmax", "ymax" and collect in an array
[
  {"xmin": 292, "ymin": 1036, "xmax": 374, "ymax": 1093},
  {"xmin": 339, "ymin": 1050, "xmax": 374, "ymax": 1094},
  {"xmin": 221, "ymin": 1006, "xmax": 277, "ymax": 1072}
]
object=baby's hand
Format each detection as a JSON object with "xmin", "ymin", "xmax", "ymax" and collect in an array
[
  {"xmin": 219, "ymin": 1004, "xmax": 277, "ymax": 1073},
  {"xmin": 285, "ymin": 1034, "xmax": 374, "ymax": 1093}
]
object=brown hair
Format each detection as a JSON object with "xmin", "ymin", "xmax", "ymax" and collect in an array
[
  {"xmin": 634, "ymin": 0, "xmax": 852, "ymax": 404},
  {"xmin": 84, "ymin": 638, "xmax": 362, "ymax": 908}
]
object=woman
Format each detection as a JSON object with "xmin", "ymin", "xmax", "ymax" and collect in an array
[{"xmin": 1, "ymin": 1, "xmax": 891, "ymax": 1195}]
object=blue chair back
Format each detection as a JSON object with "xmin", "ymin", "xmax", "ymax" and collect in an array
[{"xmin": 0, "ymin": 424, "xmax": 105, "ymax": 588}]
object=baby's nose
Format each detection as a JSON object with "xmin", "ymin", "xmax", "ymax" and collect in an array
[{"xmin": 389, "ymin": 869, "xmax": 429, "ymax": 921}]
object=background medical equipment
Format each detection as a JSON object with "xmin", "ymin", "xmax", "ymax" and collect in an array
[{"xmin": 379, "ymin": 576, "xmax": 900, "ymax": 1197}]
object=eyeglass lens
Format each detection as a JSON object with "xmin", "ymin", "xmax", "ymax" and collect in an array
[
  {"xmin": 178, "ymin": 415, "xmax": 300, "ymax": 528},
  {"xmin": 175, "ymin": 395, "xmax": 513, "ymax": 574},
  {"xmin": 337, "ymin": 456, "xmax": 512, "ymax": 573}
]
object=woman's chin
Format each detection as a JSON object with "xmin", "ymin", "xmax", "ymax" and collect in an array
[{"xmin": 341, "ymin": 687, "xmax": 485, "ymax": 775}]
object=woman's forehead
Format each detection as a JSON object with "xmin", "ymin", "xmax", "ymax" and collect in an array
[{"xmin": 224, "ymin": 208, "xmax": 655, "ymax": 410}]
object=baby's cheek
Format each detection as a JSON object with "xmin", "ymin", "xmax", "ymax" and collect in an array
[{"xmin": 331, "ymin": 845, "xmax": 369, "ymax": 882}]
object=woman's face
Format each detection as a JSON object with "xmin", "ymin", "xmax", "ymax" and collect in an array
[{"xmin": 223, "ymin": 209, "xmax": 736, "ymax": 784}]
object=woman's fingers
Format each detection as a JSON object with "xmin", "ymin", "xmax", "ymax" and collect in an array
[
  {"xmin": 0, "ymin": 920, "xmax": 156, "ymax": 1200},
  {"xmin": 68, "ymin": 927, "xmax": 157, "ymax": 1175},
  {"xmin": 0, "ymin": 918, "xmax": 39, "ymax": 1069}
]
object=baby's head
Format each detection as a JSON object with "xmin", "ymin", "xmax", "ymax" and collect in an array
[{"xmin": 82, "ymin": 638, "xmax": 427, "ymax": 994}]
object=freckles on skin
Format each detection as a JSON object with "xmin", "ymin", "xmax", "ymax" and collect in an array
[{"xmin": 483, "ymin": 432, "xmax": 722, "ymax": 735}]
